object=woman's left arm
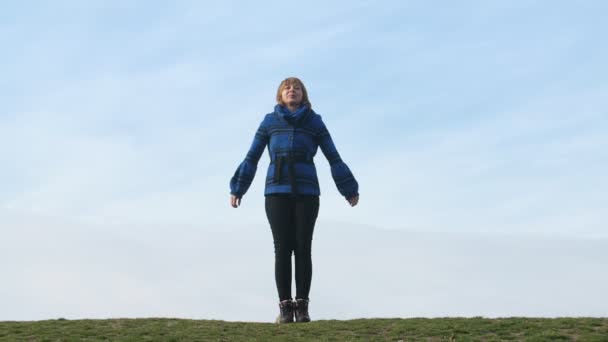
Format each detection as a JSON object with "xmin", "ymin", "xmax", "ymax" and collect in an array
[{"xmin": 317, "ymin": 116, "xmax": 359, "ymax": 205}]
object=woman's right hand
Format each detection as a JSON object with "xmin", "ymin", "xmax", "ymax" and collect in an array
[{"xmin": 230, "ymin": 195, "xmax": 241, "ymax": 208}]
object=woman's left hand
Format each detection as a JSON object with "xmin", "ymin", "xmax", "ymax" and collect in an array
[{"xmin": 347, "ymin": 195, "xmax": 359, "ymax": 207}]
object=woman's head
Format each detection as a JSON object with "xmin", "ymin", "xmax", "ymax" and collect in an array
[{"xmin": 276, "ymin": 77, "xmax": 311, "ymax": 109}]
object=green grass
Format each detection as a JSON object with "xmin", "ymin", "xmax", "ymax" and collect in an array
[{"xmin": 1, "ymin": 317, "xmax": 607, "ymax": 341}]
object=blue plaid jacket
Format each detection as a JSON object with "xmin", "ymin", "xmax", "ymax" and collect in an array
[{"xmin": 230, "ymin": 105, "xmax": 359, "ymax": 198}]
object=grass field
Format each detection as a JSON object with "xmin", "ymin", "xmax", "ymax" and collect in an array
[{"xmin": 1, "ymin": 317, "xmax": 607, "ymax": 341}]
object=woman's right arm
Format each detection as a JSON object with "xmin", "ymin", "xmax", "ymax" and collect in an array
[{"xmin": 229, "ymin": 118, "xmax": 269, "ymax": 206}]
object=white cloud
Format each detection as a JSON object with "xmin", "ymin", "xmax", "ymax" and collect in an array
[
  {"xmin": 335, "ymin": 86, "xmax": 608, "ymax": 237},
  {"xmin": 2, "ymin": 219, "xmax": 606, "ymax": 321}
]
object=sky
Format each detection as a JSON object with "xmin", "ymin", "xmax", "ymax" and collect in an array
[{"xmin": 1, "ymin": 1, "xmax": 607, "ymax": 321}]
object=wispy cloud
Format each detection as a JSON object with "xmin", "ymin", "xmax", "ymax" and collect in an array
[
  {"xmin": 2, "ymin": 220, "xmax": 606, "ymax": 321},
  {"xmin": 340, "ymin": 85, "xmax": 608, "ymax": 236}
]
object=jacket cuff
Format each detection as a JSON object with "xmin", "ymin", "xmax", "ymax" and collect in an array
[{"xmin": 345, "ymin": 192, "xmax": 359, "ymax": 200}]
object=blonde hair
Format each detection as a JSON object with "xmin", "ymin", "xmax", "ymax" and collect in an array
[{"xmin": 276, "ymin": 77, "xmax": 311, "ymax": 108}]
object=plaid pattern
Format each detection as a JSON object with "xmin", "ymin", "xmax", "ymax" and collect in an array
[{"xmin": 230, "ymin": 105, "xmax": 358, "ymax": 199}]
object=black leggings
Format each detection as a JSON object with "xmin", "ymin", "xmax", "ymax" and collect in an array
[{"xmin": 265, "ymin": 194, "xmax": 319, "ymax": 301}]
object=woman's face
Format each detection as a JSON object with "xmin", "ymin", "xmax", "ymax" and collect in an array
[{"xmin": 281, "ymin": 83, "xmax": 303, "ymax": 107}]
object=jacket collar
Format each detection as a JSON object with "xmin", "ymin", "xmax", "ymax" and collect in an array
[{"xmin": 275, "ymin": 104, "xmax": 310, "ymax": 125}]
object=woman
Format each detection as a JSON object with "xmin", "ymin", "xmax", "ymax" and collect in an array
[{"xmin": 229, "ymin": 77, "xmax": 359, "ymax": 323}]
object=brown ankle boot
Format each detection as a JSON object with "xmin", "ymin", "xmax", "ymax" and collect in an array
[
  {"xmin": 276, "ymin": 299, "xmax": 295, "ymax": 323},
  {"xmin": 294, "ymin": 299, "xmax": 311, "ymax": 323}
]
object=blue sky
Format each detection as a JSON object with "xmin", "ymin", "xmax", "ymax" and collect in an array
[
  {"xmin": 2, "ymin": 0, "xmax": 606, "ymax": 237},
  {"xmin": 1, "ymin": 1, "xmax": 607, "ymax": 320}
]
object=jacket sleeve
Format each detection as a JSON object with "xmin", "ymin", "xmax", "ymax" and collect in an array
[
  {"xmin": 317, "ymin": 116, "xmax": 359, "ymax": 198},
  {"xmin": 230, "ymin": 119, "xmax": 269, "ymax": 198}
]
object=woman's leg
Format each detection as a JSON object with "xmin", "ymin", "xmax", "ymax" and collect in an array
[
  {"xmin": 265, "ymin": 194, "xmax": 296, "ymax": 301},
  {"xmin": 293, "ymin": 195, "xmax": 319, "ymax": 301}
]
